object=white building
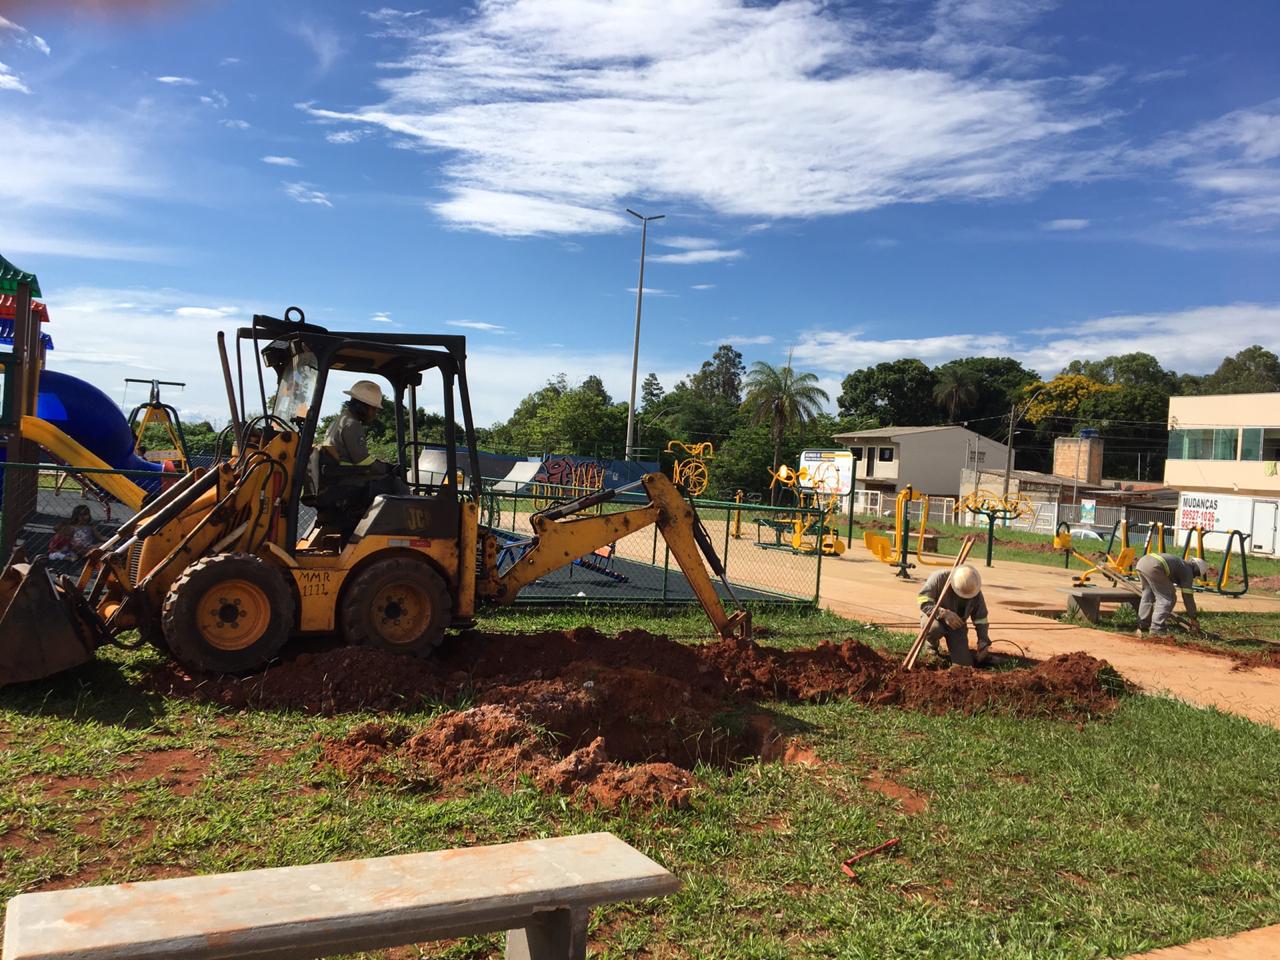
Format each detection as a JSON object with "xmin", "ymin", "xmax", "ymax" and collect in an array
[
  {"xmin": 1164, "ymin": 392, "xmax": 1280, "ymax": 554},
  {"xmin": 831, "ymin": 425, "xmax": 1010, "ymax": 498}
]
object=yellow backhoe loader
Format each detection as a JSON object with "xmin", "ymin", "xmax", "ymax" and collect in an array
[{"xmin": 0, "ymin": 309, "xmax": 750, "ymax": 684}]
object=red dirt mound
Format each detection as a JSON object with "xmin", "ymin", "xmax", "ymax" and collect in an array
[
  {"xmin": 318, "ymin": 708, "xmax": 695, "ymax": 809},
  {"xmin": 153, "ymin": 627, "xmax": 1125, "ymax": 808}
]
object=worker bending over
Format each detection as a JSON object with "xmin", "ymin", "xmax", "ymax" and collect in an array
[
  {"xmin": 1135, "ymin": 553, "xmax": 1208, "ymax": 637},
  {"xmin": 916, "ymin": 565, "xmax": 991, "ymax": 667}
]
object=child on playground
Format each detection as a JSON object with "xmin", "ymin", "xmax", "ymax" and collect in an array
[{"xmin": 49, "ymin": 506, "xmax": 102, "ymax": 561}]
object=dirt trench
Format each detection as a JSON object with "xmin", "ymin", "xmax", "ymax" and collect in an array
[{"xmin": 151, "ymin": 628, "xmax": 1126, "ymax": 808}]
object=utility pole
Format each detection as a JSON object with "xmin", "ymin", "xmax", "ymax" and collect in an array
[
  {"xmin": 624, "ymin": 208, "xmax": 664, "ymax": 461},
  {"xmin": 1002, "ymin": 387, "xmax": 1046, "ymax": 502}
]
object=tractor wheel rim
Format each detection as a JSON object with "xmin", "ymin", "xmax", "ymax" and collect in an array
[
  {"xmin": 195, "ymin": 578, "xmax": 271, "ymax": 651},
  {"xmin": 371, "ymin": 580, "xmax": 431, "ymax": 645}
]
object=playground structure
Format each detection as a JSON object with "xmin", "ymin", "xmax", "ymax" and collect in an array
[
  {"xmin": 1058, "ymin": 518, "xmax": 1250, "ymax": 596},
  {"xmin": 959, "ymin": 489, "xmax": 1033, "ymax": 568},
  {"xmin": 665, "ymin": 440, "xmax": 713, "ymax": 496},
  {"xmin": 126, "ymin": 378, "xmax": 190, "ymax": 472},
  {"xmin": 0, "ymin": 256, "xmax": 169, "ymax": 553}
]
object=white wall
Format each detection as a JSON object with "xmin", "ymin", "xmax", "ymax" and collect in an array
[{"xmin": 899, "ymin": 429, "xmax": 1010, "ymax": 497}]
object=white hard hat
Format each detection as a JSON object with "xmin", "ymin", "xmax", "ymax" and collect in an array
[
  {"xmin": 952, "ymin": 565, "xmax": 981, "ymax": 599},
  {"xmin": 344, "ymin": 380, "xmax": 385, "ymax": 408}
]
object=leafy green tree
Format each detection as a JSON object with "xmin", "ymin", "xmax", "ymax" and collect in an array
[
  {"xmin": 741, "ymin": 358, "xmax": 830, "ymax": 502},
  {"xmin": 640, "ymin": 373, "xmax": 664, "ymax": 412},
  {"xmin": 690, "ymin": 344, "xmax": 745, "ymax": 406},
  {"xmin": 837, "ymin": 358, "xmax": 937, "ymax": 426},
  {"xmin": 1196, "ymin": 345, "xmax": 1280, "ymax": 395},
  {"xmin": 1065, "ymin": 352, "xmax": 1176, "ymax": 392},
  {"xmin": 932, "ymin": 364, "xmax": 980, "ymax": 421}
]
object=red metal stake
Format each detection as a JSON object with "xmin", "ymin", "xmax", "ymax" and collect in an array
[{"xmin": 840, "ymin": 837, "xmax": 900, "ymax": 880}]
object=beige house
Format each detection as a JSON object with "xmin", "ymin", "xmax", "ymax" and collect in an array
[
  {"xmin": 831, "ymin": 425, "xmax": 1009, "ymax": 498},
  {"xmin": 1164, "ymin": 392, "xmax": 1280, "ymax": 554}
]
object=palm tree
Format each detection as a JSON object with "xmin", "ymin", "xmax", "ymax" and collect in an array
[
  {"xmin": 933, "ymin": 365, "xmax": 979, "ymax": 422},
  {"xmin": 740, "ymin": 355, "xmax": 830, "ymax": 503}
]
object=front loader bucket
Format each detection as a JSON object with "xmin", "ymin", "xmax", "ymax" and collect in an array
[{"xmin": 0, "ymin": 560, "xmax": 101, "ymax": 686}]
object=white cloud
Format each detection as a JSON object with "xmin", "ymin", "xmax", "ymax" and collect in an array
[
  {"xmin": 790, "ymin": 302, "xmax": 1280, "ymax": 379},
  {"xmin": 691, "ymin": 283, "xmax": 715, "ymax": 291},
  {"xmin": 625, "ymin": 286, "xmax": 672, "ymax": 297},
  {"xmin": 370, "ymin": 312, "xmax": 396, "ymax": 324},
  {"xmin": 303, "ymin": 0, "xmax": 1107, "ymax": 236},
  {"xmin": 325, "ymin": 129, "xmax": 369, "ymax": 144},
  {"xmin": 0, "ymin": 62, "xmax": 28, "ymax": 94},
  {"xmin": 1043, "ymin": 218, "xmax": 1090, "ymax": 230},
  {"xmin": 220, "ymin": 118, "xmax": 251, "ymax": 130},
  {"xmin": 200, "ymin": 90, "xmax": 229, "ymax": 109},
  {"xmin": 0, "ymin": 111, "xmax": 158, "ymax": 213},
  {"xmin": 0, "ymin": 15, "xmax": 50, "ymax": 56},
  {"xmin": 656, "ymin": 236, "xmax": 718, "ymax": 251},
  {"xmin": 292, "ymin": 21, "xmax": 343, "ymax": 73},
  {"xmin": 1135, "ymin": 100, "xmax": 1280, "ymax": 229},
  {"xmin": 431, "ymin": 188, "xmax": 624, "ymax": 236},
  {"xmin": 864, "ymin": 237, "xmax": 901, "ymax": 248},
  {"xmin": 262, "ymin": 155, "xmax": 301, "ymax": 167},
  {"xmin": 220, "ymin": 57, "xmax": 241, "ymax": 66},
  {"xmin": 446, "ymin": 319, "xmax": 506, "ymax": 333},
  {"xmin": 39, "ymin": 287, "xmax": 260, "ymax": 423},
  {"xmin": 0, "ymin": 223, "xmax": 168, "ymax": 262},
  {"xmin": 282, "ymin": 181, "xmax": 333, "ymax": 207},
  {"xmin": 155, "ymin": 75, "xmax": 198, "ymax": 86},
  {"xmin": 704, "ymin": 334, "xmax": 774, "ymax": 346},
  {"xmin": 649, "ymin": 248, "xmax": 744, "ymax": 265}
]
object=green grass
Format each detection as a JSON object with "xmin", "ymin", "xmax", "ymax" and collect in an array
[
  {"xmin": 1078, "ymin": 603, "xmax": 1280, "ymax": 652},
  {"xmin": 5, "ymin": 607, "xmax": 1280, "ymax": 958}
]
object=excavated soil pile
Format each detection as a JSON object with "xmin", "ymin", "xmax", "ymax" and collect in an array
[
  {"xmin": 154, "ymin": 628, "xmax": 1126, "ymax": 807},
  {"xmin": 319, "ymin": 711, "xmax": 696, "ymax": 809}
]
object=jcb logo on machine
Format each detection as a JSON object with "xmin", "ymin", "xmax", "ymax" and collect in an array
[
  {"xmin": 406, "ymin": 506, "xmax": 431, "ymax": 530},
  {"xmin": 298, "ymin": 569, "xmax": 333, "ymax": 599}
]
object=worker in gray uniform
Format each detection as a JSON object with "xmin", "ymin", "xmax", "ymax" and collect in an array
[
  {"xmin": 1135, "ymin": 553, "xmax": 1209, "ymax": 637},
  {"xmin": 916, "ymin": 564, "xmax": 991, "ymax": 667},
  {"xmin": 318, "ymin": 381, "xmax": 408, "ymax": 524}
]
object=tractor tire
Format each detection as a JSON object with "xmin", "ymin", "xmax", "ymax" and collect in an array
[
  {"xmin": 161, "ymin": 553, "xmax": 295, "ymax": 674},
  {"xmin": 340, "ymin": 557, "xmax": 451, "ymax": 656}
]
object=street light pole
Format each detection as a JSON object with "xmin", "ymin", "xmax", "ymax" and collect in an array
[
  {"xmin": 624, "ymin": 208, "xmax": 664, "ymax": 462},
  {"xmin": 1002, "ymin": 387, "xmax": 1046, "ymax": 502}
]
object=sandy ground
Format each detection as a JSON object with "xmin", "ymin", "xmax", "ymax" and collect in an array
[
  {"xmin": 818, "ymin": 546, "xmax": 1280, "ymax": 730},
  {"xmin": 1127, "ymin": 922, "xmax": 1280, "ymax": 958}
]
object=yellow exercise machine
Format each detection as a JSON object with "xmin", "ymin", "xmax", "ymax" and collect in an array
[
  {"xmin": 863, "ymin": 486, "xmax": 921, "ymax": 579},
  {"xmin": 665, "ymin": 440, "xmax": 713, "ymax": 496},
  {"xmin": 958, "ymin": 489, "xmax": 1032, "ymax": 568}
]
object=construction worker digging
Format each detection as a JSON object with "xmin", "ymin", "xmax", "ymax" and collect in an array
[
  {"xmin": 916, "ymin": 564, "xmax": 991, "ymax": 667},
  {"xmin": 1134, "ymin": 553, "xmax": 1209, "ymax": 637}
]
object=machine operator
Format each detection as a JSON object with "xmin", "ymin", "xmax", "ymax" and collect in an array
[{"xmin": 321, "ymin": 380, "xmax": 408, "ymax": 507}]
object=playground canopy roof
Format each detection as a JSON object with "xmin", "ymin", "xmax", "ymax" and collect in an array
[
  {"xmin": 0, "ymin": 295, "xmax": 48, "ymax": 322},
  {"xmin": 0, "ymin": 255, "xmax": 40, "ymax": 298}
]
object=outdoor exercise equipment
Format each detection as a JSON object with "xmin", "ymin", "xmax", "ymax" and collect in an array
[
  {"xmin": 863, "ymin": 486, "xmax": 921, "ymax": 579},
  {"xmin": 665, "ymin": 440, "xmax": 713, "ymax": 496},
  {"xmin": 958, "ymin": 489, "xmax": 1032, "ymax": 568},
  {"xmin": 1179, "ymin": 525, "xmax": 1250, "ymax": 596},
  {"xmin": 125, "ymin": 378, "xmax": 190, "ymax": 472}
]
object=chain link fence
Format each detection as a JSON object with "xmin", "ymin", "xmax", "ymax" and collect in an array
[
  {"xmin": 481, "ymin": 480, "xmax": 821, "ymax": 606},
  {"xmin": 0, "ymin": 461, "xmax": 821, "ymax": 609}
]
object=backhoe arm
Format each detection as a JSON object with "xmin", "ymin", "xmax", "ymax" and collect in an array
[{"xmin": 480, "ymin": 472, "xmax": 751, "ymax": 640}]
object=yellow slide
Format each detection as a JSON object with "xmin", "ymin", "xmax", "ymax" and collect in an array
[{"xmin": 19, "ymin": 416, "xmax": 147, "ymax": 511}]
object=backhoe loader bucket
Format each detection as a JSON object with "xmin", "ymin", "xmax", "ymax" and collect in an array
[{"xmin": 0, "ymin": 559, "xmax": 101, "ymax": 685}]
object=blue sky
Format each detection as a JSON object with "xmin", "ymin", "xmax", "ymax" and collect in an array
[{"xmin": 1, "ymin": 0, "xmax": 1279, "ymax": 426}]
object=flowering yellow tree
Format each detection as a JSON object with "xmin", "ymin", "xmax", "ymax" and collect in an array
[{"xmin": 1023, "ymin": 374, "xmax": 1119, "ymax": 425}]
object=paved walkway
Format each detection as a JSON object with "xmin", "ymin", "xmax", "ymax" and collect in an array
[
  {"xmin": 817, "ymin": 547, "xmax": 1280, "ymax": 729},
  {"xmin": 1127, "ymin": 923, "xmax": 1280, "ymax": 957}
]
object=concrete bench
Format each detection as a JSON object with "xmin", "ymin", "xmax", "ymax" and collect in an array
[
  {"xmin": 1064, "ymin": 588, "xmax": 1141, "ymax": 624},
  {"xmin": 3, "ymin": 832, "xmax": 679, "ymax": 960}
]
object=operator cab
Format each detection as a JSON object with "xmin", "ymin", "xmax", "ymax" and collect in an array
[{"xmin": 237, "ymin": 310, "xmax": 482, "ymax": 555}]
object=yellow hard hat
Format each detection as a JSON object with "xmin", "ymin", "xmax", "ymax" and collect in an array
[{"xmin": 343, "ymin": 380, "xmax": 385, "ymax": 408}]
